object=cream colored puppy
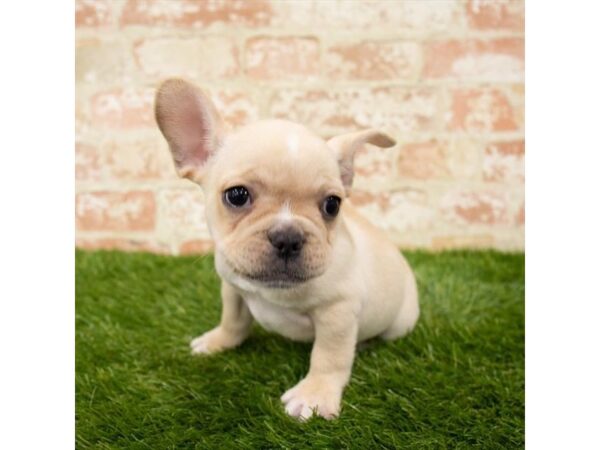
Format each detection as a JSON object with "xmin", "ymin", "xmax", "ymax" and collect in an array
[{"xmin": 155, "ymin": 79, "xmax": 419, "ymax": 420}]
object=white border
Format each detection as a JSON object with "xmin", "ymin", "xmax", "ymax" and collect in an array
[
  {"xmin": 527, "ymin": 2, "xmax": 600, "ymax": 448},
  {"xmin": 0, "ymin": 2, "xmax": 74, "ymax": 449},
  {"xmin": 2, "ymin": 1, "xmax": 600, "ymax": 448}
]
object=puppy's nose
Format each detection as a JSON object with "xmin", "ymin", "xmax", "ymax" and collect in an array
[{"xmin": 267, "ymin": 225, "xmax": 305, "ymax": 259}]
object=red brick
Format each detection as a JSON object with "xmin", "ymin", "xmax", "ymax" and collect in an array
[
  {"xmin": 76, "ymin": 238, "xmax": 169, "ymax": 254},
  {"xmin": 76, "ymin": 191, "xmax": 156, "ymax": 231},
  {"xmin": 382, "ymin": 189, "xmax": 436, "ymax": 233},
  {"xmin": 351, "ymin": 189, "xmax": 435, "ymax": 233},
  {"xmin": 270, "ymin": 87, "xmax": 438, "ymax": 134},
  {"xmin": 211, "ymin": 90, "xmax": 260, "ymax": 127},
  {"xmin": 245, "ymin": 37, "xmax": 319, "ymax": 80},
  {"xmin": 353, "ymin": 144, "xmax": 396, "ymax": 185},
  {"xmin": 75, "ymin": 92, "xmax": 86, "ymax": 134},
  {"xmin": 350, "ymin": 190, "xmax": 391, "ymax": 211},
  {"xmin": 87, "ymin": 86, "xmax": 257, "ymax": 131},
  {"xmin": 397, "ymin": 141, "xmax": 448, "ymax": 180},
  {"xmin": 397, "ymin": 139, "xmax": 482, "ymax": 180},
  {"xmin": 424, "ymin": 39, "xmax": 524, "ymax": 81},
  {"xmin": 120, "ymin": 0, "xmax": 272, "ymax": 27},
  {"xmin": 467, "ymin": 0, "xmax": 524, "ymax": 31},
  {"xmin": 103, "ymin": 137, "xmax": 176, "ymax": 181},
  {"xmin": 325, "ymin": 41, "xmax": 420, "ymax": 81},
  {"xmin": 157, "ymin": 189, "xmax": 210, "ymax": 238},
  {"xmin": 75, "ymin": 138, "xmax": 175, "ymax": 182},
  {"xmin": 90, "ymin": 88, "xmax": 154, "ymax": 129},
  {"xmin": 134, "ymin": 37, "xmax": 239, "ymax": 79},
  {"xmin": 511, "ymin": 85, "xmax": 525, "ymax": 127},
  {"xmin": 441, "ymin": 190, "xmax": 509, "ymax": 225},
  {"xmin": 447, "ymin": 88, "xmax": 519, "ymax": 133},
  {"xmin": 483, "ymin": 141, "xmax": 525, "ymax": 182},
  {"xmin": 270, "ymin": 1, "xmax": 462, "ymax": 32},
  {"xmin": 179, "ymin": 240, "xmax": 214, "ymax": 255},
  {"xmin": 76, "ymin": 0, "xmax": 111, "ymax": 27},
  {"xmin": 516, "ymin": 203, "xmax": 525, "ymax": 225},
  {"xmin": 75, "ymin": 142, "xmax": 103, "ymax": 182}
]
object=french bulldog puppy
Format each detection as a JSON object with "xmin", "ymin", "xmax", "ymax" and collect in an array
[{"xmin": 155, "ymin": 79, "xmax": 419, "ymax": 420}]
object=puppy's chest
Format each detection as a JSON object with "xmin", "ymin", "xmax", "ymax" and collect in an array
[{"xmin": 243, "ymin": 295, "xmax": 314, "ymax": 342}]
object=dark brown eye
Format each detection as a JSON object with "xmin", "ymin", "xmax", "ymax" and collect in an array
[
  {"xmin": 224, "ymin": 186, "xmax": 250, "ymax": 208},
  {"xmin": 322, "ymin": 195, "xmax": 341, "ymax": 218}
]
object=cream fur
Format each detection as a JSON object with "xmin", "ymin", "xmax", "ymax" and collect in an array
[{"xmin": 155, "ymin": 79, "xmax": 420, "ymax": 421}]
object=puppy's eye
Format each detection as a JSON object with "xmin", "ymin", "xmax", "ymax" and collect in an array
[
  {"xmin": 223, "ymin": 186, "xmax": 251, "ymax": 208},
  {"xmin": 321, "ymin": 195, "xmax": 341, "ymax": 218}
]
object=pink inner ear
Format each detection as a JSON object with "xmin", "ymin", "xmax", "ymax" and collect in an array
[
  {"xmin": 178, "ymin": 112, "xmax": 212, "ymax": 165},
  {"xmin": 172, "ymin": 97, "xmax": 212, "ymax": 163},
  {"xmin": 155, "ymin": 79, "xmax": 222, "ymax": 179}
]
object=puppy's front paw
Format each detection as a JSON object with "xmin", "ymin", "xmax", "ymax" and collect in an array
[
  {"xmin": 281, "ymin": 376, "xmax": 343, "ymax": 420},
  {"xmin": 189, "ymin": 326, "xmax": 244, "ymax": 355}
]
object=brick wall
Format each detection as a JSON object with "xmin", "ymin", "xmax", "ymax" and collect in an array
[{"xmin": 75, "ymin": 0, "xmax": 525, "ymax": 254}]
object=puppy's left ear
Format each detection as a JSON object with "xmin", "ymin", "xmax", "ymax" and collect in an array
[{"xmin": 327, "ymin": 129, "xmax": 396, "ymax": 192}]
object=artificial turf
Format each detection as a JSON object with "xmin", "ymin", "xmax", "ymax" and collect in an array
[{"xmin": 76, "ymin": 249, "xmax": 524, "ymax": 449}]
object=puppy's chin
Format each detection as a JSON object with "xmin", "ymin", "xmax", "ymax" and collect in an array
[
  {"xmin": 251, "ymin": 279, "xmax": 306, "ymax": 290},
  {"xmin": 246, "ymin": 271, "xmax": 311, "ymax": 290},
  {"xmin": 215, "ymin": 251, "xmax": 323, "ymax": 291}
]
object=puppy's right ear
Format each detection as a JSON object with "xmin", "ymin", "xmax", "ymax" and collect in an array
[
  {"xmin": 155, "ymin": 79, "xmax": 224, "ymax": 182},
  {"xmin": 327, "ymin": 129, "xmax": 396, "ymax": 194}
]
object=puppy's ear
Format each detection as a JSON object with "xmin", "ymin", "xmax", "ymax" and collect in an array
[
  {"xmin": 155, "ymin": 78, "xmax": 225, "ymax": 182},
  {"xmin": 327, "ymin": 129, "xmax": 396, "ymax": 192}
]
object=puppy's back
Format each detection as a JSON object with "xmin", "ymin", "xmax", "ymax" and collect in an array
[{"xmin": 342, "ymin": 202, "xmax": 418, "ymax": 341}]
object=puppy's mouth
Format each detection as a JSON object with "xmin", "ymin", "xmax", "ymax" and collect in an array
[
  {"xmin": 246, "ymin": 269, "xmax": 310, "ymax": 289},
  {"xmin": 225, "ymin": 257, "xmax": 313, "ymax": 289}
]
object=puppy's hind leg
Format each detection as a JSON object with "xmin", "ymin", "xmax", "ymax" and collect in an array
[{"xmin": 380, "ymin": 270, "xmax": 419, "ymax": 341}]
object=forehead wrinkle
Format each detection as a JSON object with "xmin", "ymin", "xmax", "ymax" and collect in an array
[{"xmin": 219, "ymin": 167, "xmax": 266, "ymax": 189}]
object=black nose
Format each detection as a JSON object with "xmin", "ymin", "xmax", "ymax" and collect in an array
[{"xmin": 267, "ymin": 225, "xmax": 305, "ymax": 259}]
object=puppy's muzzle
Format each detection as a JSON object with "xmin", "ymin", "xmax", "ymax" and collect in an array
[{"xmin": 267, "ymin": 224, "xmax": 305, "ymax": 260}]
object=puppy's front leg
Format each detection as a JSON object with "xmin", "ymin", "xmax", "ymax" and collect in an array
[
  {"xmin": 281, "ymin": 301, "xmax": 358, "ymax": 420},
  {"xmin": 190, "ymin": 281, "xmax": 252, "ymax": 355}
]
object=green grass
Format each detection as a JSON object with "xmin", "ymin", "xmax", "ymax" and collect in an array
[{"xmin": 76, "ymin": 249, "xmax": 524, "ymax": 449}]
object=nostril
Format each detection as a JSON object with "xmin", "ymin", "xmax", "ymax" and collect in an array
[{"xmin": 268, "ymin": 226, "xmax": 304, "ymax": 259}]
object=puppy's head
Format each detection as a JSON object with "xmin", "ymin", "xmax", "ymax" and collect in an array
[{"xmin": 155, "ymin": 79, "xmax": 395, "ymax": 289}]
